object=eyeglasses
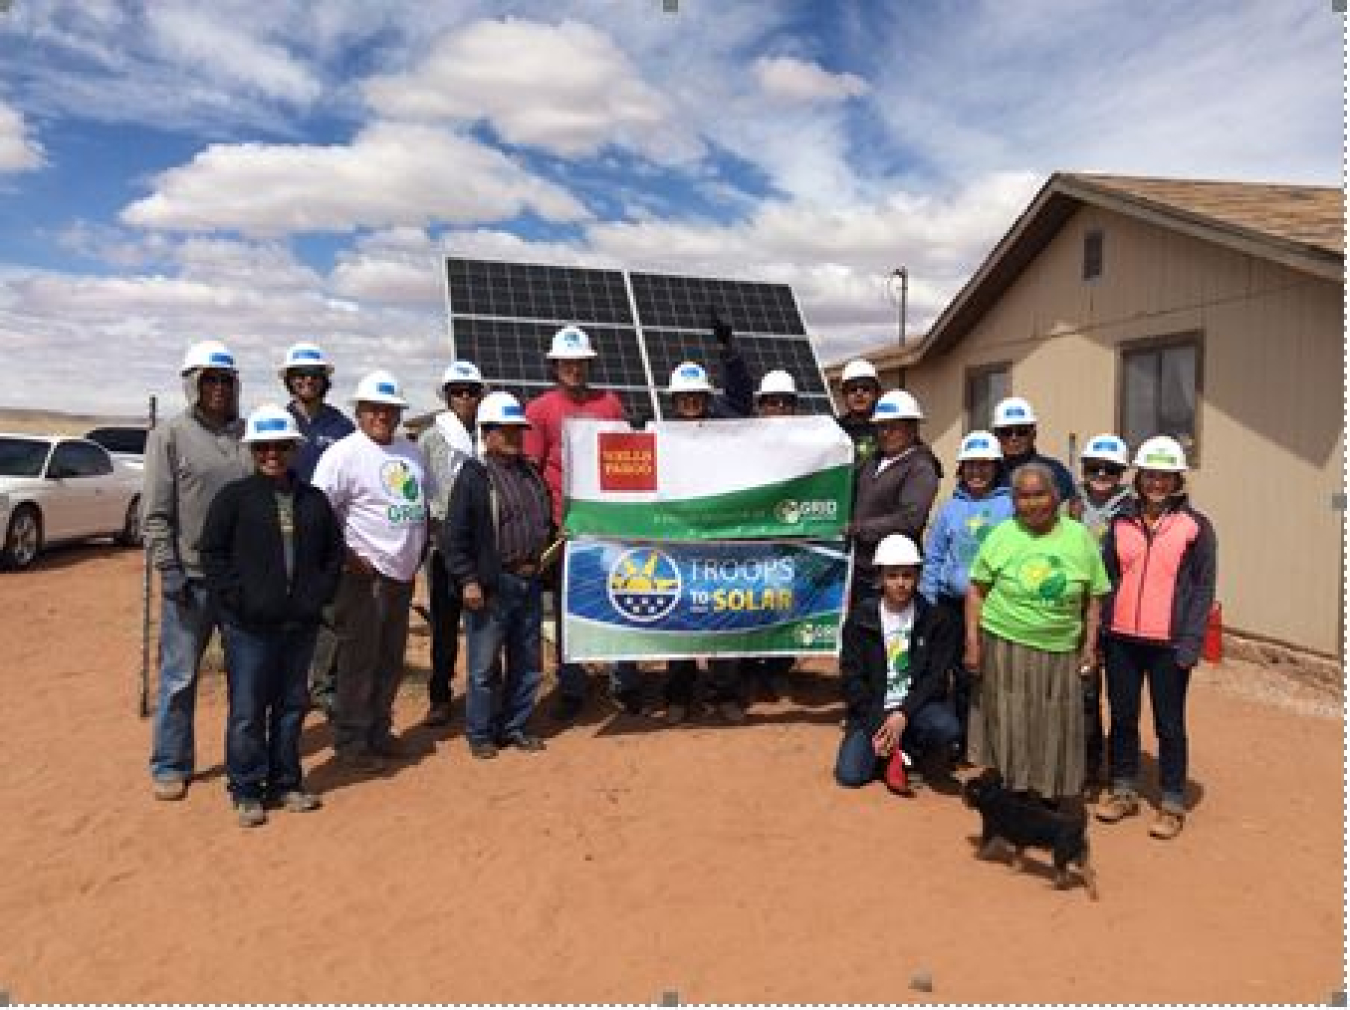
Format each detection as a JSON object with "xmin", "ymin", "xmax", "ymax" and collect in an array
[
  {"xmin": 250, "ymin": 441, "xmax": 294, "ymax": 454},
  {"xmin": 199, "ymin": 372, "xmax": 236, "ymax": 386},
  {"xmin": 446, "ymin": 386, "xmax": 483, "ymax": 399},
  {"xmin": 1084, "ymin": 463, "xmax": 1124, "ymax": 477},
  {"xmin": 995, "ymin": 425, "xmax": 1034, "ymax": 438}
]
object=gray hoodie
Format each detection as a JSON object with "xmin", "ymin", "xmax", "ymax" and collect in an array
[{"xmin": 141, "ymin": 373, "xmax": 251, "ymax": 578}]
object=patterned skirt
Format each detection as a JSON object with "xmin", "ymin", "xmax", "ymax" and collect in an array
[{"xmin": 967, "ymin": 630, "xmax": 1084, "ymax": 799}]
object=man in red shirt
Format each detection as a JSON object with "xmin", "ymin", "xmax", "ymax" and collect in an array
[{"xmin": 524, "ymin": 325, "xmax": 640, "ymax": 720}]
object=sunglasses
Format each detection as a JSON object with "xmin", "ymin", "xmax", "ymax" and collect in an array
[
  {"xmin": 199, "ymin": 372, "xmax": 236, "ymax": 386},
  {"xmin": 995, "ymin": 425, "xmax": 1034, "ymax": 437},
  {"xmin": 842, "ymin": 383, "xmax": 875, "ymax": 395},
  {"xmin": 760, "ymin": 395, "xmax": 796, "ymax": 409},
  {"xmin": 288, "ymin": 369, "xmax": 327, "ymax": 380},
  {"xmin": 250, "ymin": 441, "xmax": 295, "ymax": 454},
  {"xmin": 446, "ymin": 386, "xmax": 483, "ymax": 399},
  {"xmin": 1084, "ymin": 463, "xmax": 1124, "ymax": 477}
]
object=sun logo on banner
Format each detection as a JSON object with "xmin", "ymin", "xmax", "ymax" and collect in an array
[{"xmin": 607, "ymin": 547, "xmax": 681, "ymax": 623}]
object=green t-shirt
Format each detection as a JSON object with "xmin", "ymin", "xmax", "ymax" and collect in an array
[{"xmin": 970, "ymin": 516, "xmax": 1109, "ymax": 653}]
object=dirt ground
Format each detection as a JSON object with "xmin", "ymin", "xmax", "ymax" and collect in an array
[{"xmin": 0, "ymin": 546, "xmax": 1343, "ymax": 1004}]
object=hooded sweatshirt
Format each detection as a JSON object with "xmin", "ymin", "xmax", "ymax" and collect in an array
[
  {"xmin": 850, "ymin": 442, "xmax": 942, "ymax": 582},
  {"xmin": 141, "ymin": 371, "xmax": 251, "ymax": 579},
  {"xmin": 919, "ymin": 483, "xmax": 1014, "ymax": 603}
]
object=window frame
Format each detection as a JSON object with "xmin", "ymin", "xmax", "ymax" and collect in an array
[
  {"xmin": 964, "ymin": 360, "xmax": 1013, "ymax": 433},
  {"xmin": 1116, "ymin": 331, "xmax": 1204, "ymax": 467},
  {"xmin": 1082, "ymin": 228, "xmax": 1104, "ymax": 282}
]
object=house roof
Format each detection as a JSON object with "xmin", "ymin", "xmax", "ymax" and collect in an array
[{"xmin": 833, "ymin": 172, "xmax": 1344, "ymax": 373}]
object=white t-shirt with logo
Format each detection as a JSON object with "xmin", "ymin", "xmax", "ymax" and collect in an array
[
  {"xmin": 880, "ymin": 599, "xmax": 915, "ymax": 710},
  {"xmin": 311, "ymin": 431, "xmax": 428, "ymax": 582}
]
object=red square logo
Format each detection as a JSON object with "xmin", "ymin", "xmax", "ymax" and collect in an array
[{"xmin": 598, "ymin": 432, "xmax": 657, "ymax": 492}]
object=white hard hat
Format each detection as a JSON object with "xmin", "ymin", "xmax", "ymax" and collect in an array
[
  {"xmin": 439, "ymin": 360, "xmax": 484, "ymax": 395},
  {"xmin": 478, "ymin": 391, "xmax": 531, "ymax": 427},
  {"xmin": 871, "ymin": 389, "xmax": 923, "ymax": 422},
  {"xmin": 841, "ymin": 359, "xmax": 879, "ymax": 384},
  {"xmin": 277, "ymin": 341, "xmax": 333, "ymax": 378},
  {"xmin": 992, "ymin": 396, "xmax": 1037, "ymax": 428},
  {"xmin": 873, "ymin": 533, "xmax": 922, "ymax": 568},
  {"xmin": 351, "ymin": 369, "xmax": 409, "ymax": 408},
  {"xmin": 957, "ymin": 430, "xmax": 1002, "ymax": 462},
  {"xmin": 241, "ymin": 404, "xmax": 304, "ymax": 443},
  {"xmin": 547, "ymin": 325, "xmax": 597, "ymax": 360},
  {"xmin": 1133, "ymin": 435, "xmax": 1188, "ymax": 472},
  {"xmin": 756, "ymin": 369, "xmax": 797, "ymax": 399},
  {"xmin": 668, "ymin": 361, "xmax": 714, "ymax": 395},
  {"xmin": 1082, "ymin": 433, "xmax": 1129, "ymax": 467},
  {"xmin": 180, "ymin": 340, "xmax": 237, "ymax": 376}
]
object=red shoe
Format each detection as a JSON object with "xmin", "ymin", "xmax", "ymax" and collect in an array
[{"xmin": 884, "ymin": 750, "xmax": 913, "ymax": 795}]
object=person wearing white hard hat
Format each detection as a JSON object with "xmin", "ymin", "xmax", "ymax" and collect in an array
[
  {"xmin": 418, "ymin": 360, "xmax": 486, "ymax": 728},
  {"xmin": 278, "ymin": 341, "xmax": 354, "ymax": 483},
  {"xmin": 144, "ymin": 340, "xmax": 253, "ymax": 802},
  {"xmin": 919, "ymin": 430, "xmax": 1015, "ymax": 757},
  {"xmin": 1096, "ymin": 435, "xmax": 1216, "ymax": 841},
  {"xmin": 846, "ymin": 389, "xmax": 942, "ymax": 608},
  {"xmin": 836, "ymin": 534, "xmax": 962, "ymax": 794},
  {"xmin": 989, "ymin": 395, "xmax": 1076, "ymax": 504},
  {"xmin": 836, "ymin": 358, "xmax": 882, "ymax": 466},
  {"xmin": 311, "ymin": 370, "xmax": 428, "ymax": 770},
  {"xmin": 522, "ymin": 325, "xmax": 639, "ymax": 720},
  {"xmin": 443, "ymin": 392, "xmax": 554, "ymax": 759},
  {"xmin": 199, "ymin": 406, "xmax": 344, "ymax": 827},
  {"xmin": 754, "ymin": 369, "xmax": 799, "ymax": 417}
]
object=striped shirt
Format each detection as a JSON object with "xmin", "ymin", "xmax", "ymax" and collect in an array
[{"xmin": 484, "ymin": 452, "xmax": 552, "ymax": 568}]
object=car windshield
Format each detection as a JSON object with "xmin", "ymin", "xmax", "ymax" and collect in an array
[
  {"xmin": 85, "ymin": 427, "xmax": 148, "ymax": 454},
  {"xmin": 0, "ymin": 437, "xmax": 50, "ymax": 477}
]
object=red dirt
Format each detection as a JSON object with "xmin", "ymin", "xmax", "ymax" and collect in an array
[{"xmin": 0, "ymin": 547, "xmax": 1343, "ymax": 1003}]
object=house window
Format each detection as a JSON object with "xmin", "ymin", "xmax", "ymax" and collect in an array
[
  {"xmin": 1083, "ymin": 229, "xmax": 1104, "ymax": 281},
  {"xmin": 1120, "ymin": 335, "xmax": 1201, "ymax": 464},
  {"xmin": 966, "ymin": 363, "xmax": 1011, "ymax": 431}
]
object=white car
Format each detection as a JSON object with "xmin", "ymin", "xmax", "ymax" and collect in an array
[{"xmin": 0, "ymin": 434, "xmax": 143, "ymax": 570}]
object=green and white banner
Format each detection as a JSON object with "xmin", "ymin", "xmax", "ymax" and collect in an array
[
  {"xmin": 562, "ymin": 537, "xmax": 850, "ymax": 661},
  {"xmin": 561, "ymin": 416, "xmax": 854, "ymax": 540}
]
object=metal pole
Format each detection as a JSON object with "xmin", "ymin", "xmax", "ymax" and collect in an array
[
  {"xmin": 892, "ymin": 267, "xmax": 909, "ymax": 348},
  {"xmin": 138, "ymin": 393, "xmax": 158, "ymax": 718}
]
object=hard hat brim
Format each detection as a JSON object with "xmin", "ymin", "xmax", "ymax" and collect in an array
[{"xmin": 352, "ymin": 394, "xmax": 409, "ymax": 408}]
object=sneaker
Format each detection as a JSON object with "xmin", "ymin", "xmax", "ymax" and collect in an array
[
  {"xmin": 501, "ymin": 732, "xmax": 546, "ymax": 752},
  {"xmin": 468, "ymin": 740, "xmax": 499, "ymax": 760},
  {"xmin": 1149, "ymin": 808, "xmax": 1185, "ymax": 840},
  {"xmin": 664, "ymin": 703, "xmax": 688, "ymax": 726},
  {"xmin": 716, "ymin": 699, "xmax": 746, "ymax": 724},
  {"xmin": 334, "ymin": 750, "xmax": 381, "ymax": 773},
  {"xmin": 884, "ymin": 750, "xmax": 913, "ymax": 796},
  {"xmin": 1095, "ymin": 790, "xmax": 1141, "ymax": 823},
  {"xmin": 278, "ymin": 790, "xmax": 322, "ymax": 813},
  {"xmin": 552, "ymin": 695, "xmax": 585, "ymax": 723},
  {"xmin": 423, "ymin": 703, "xmax": 452, "ymax": 727},
  {"xmin": 235, "ymin": 798, "xmax": 267, "ymax": 828},
  {"xmin": 152, "ymin": 778, "xmax": 188, "ymax": 802}
]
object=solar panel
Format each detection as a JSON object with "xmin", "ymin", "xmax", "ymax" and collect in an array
[{"xmin": 445, "ymin": 257, "xmax": 831, "ymax": 421}]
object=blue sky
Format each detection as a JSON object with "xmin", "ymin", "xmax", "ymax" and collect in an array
[{"xmin": 0, "ymin": 1, "xmax": 1341, "ymax": 416}]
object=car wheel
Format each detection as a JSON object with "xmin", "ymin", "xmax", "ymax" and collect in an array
[
  {"xmin": 2, "ymin": 505, "xmax": 42, "ymax": 570},
  {"xmin": 115, "ymin": 495, "xmax": 142, "ymax": 547}
]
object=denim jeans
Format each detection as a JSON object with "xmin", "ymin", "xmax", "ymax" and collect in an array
[
  {"xmin": 834, "ymin": 701, "xmax": 962, "ymax": 788},
  {"xmin": 663, "ymin": 659, "xmax": 741, "ymax": 705},
  {"xmin": 333, "ymin": 571, "xmax": 414, "ymax": 755},
  {"xmin": 465, "ymin": 572, "xmax": 544, "ymax": 744},
  {"xmin": 149, "ymin": 578, "xmax": 225, "ymax": 782},
  {"xmin": 428, "ymin": 550, "xmax": 462, "ymax": 705},
  {"xmin": 552, "ymin": 588, "xmax": 638, "ymax": 699},
  {"xmin": 221, "ymin": 621, "xmax": 316, "ymax": 800},
  {"xmin": 1104, "ymin": 635, "xmax": 1193, "ymax": 809}
]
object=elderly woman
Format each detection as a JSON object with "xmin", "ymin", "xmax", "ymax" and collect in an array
[{"xmin": 963, "ymin": 461, "xmax": 1110, "ymax": 802}]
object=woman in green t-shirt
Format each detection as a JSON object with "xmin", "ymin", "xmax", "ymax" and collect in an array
[{"xmin": 963, "ymin": 461, "xmax": 1110, "ymax": 802}]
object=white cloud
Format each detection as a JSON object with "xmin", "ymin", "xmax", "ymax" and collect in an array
[
  {"xmin": 121, "ymin": 122, "xmax": 591, "ymax": 235},
  {"xmin": 0, "ymin": 100, "xmax": 43, "ymax": 172},
  {"xmin": 754, "ymin": 56, "xmax": 868, "ymax": 104},
  {"xmin": 364, "ymin": 18, "xmax": 702, "ymax": 164}
]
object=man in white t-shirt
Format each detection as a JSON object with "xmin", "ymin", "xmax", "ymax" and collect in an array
[{"xmin": 311, "ymin": 370, "xmax": 428, "ymax": 768}]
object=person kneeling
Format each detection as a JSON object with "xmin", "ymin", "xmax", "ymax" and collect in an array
[{"xmin": 836, "ymin": 534, "xmax": 961, "ymax": 794}]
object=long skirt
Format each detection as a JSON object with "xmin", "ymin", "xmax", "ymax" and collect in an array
[{"xmin": 968, "ymin": 630, "xmax": 1084, "ymax": 799}]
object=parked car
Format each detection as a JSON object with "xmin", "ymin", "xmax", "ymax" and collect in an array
[
  {"xmin": 84, "ymin": 425, "xmax": 148, "ymax": 470},
  {"xmin": 0, "ymin": 434, "xmax": 143, "ymax": 570}
]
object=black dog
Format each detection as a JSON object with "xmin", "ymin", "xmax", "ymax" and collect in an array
[{"xmin": 962, "ymin": 769, "xmax": 1099, "ymax": 899}]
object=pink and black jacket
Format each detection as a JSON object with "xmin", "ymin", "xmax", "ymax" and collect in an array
[{"xmin": 1101, "ymin": 495, "xmax": 1217, "ymax": 668}]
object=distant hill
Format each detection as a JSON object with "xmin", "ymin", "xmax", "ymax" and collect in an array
[{"xmin": 0, "ymin": 407, "xmax": 150, "ymax": 436}]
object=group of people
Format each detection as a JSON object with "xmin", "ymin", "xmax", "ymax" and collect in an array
[{"xmin": 143, "ymin": 324, "xmax": 1215, "ymax": 841}]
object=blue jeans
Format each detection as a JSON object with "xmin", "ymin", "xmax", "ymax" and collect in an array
[
  {"xmin": 1105, "ymin": 635, "xmax": 1192, "ymax": 809},
  {"xmin": 221, "ymin": 621, "xmax": 316, "ymax": 801},
  {"xmin": 149, "ymin": 579, "xmax": 225, "ymax": 782},
  {"xmin": 834, "ymin": 702, "xmax": 962, "ymax": 788},
  {"xmin": 465, "ymin": 573, "xmax": 544, "ymax": 744}
]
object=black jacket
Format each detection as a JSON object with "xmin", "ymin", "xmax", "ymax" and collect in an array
[
  {"xmin": 441, "ymin": 456, "xmax": 554, "ymax": 596},
  {"xmin": 840, "ymin": 594, "xmax": 960, "ymax": 733},
  {"xmin": 198, "ymin": 473, "xmax": 344, "ymax": 629},
  {"xmin": 850, "ymin": 443, "xmax": 943, "ymax": 579}
]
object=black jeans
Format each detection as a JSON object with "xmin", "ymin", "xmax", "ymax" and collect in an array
[
  {"xmin": 428, "ymin": 550, "xmax": 462, "ymax": 705},
  {"xmin": 1104, "ymin": 635, "xmax": 1193, "ymax": 808}
]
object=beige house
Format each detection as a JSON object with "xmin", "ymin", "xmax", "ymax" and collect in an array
[{"xmin": 828, "ymin": 173, "xmax": 1344, "ymax": 658}]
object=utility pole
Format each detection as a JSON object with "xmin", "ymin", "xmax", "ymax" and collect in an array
[{"xmin": 890, "ymin": 267, "xmax": 909, "ymax": 347}]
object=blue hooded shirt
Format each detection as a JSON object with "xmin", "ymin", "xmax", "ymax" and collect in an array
[
  {"xmin": 287, "ymin": 401, "xmax": 355, "ymax": 482},
  {"xmin": 919, "ymin": 483, "xmax": 1014, "ymax": 603}
]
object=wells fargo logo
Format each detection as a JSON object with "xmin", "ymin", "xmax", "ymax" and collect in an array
[{"xmin": 597, "ymin": 431, "xmax": 657, "ymax": 492}]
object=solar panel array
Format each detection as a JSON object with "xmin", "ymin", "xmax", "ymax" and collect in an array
[{"xmin": 445, "ymin": 257, "xmax": 833, "ymax": 420}]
